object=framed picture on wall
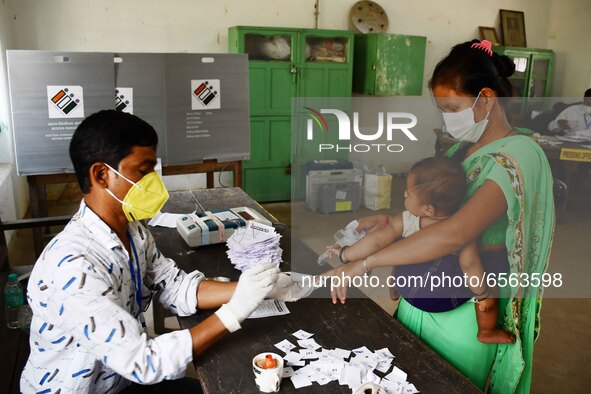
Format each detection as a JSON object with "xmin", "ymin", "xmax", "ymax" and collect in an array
[
  {"xmin": 478, "ymin": 26, "xmax": 500, "ymax": 45},
  {"xmin": 500, "ymin": 9, "xmax": 526, "ymax": 47}
]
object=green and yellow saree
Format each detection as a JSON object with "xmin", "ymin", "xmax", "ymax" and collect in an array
[{"xmin": 397, "ymin": 131, "xmax": 555, "ymax": 393}]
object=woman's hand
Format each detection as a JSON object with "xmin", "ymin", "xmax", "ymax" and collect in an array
[{"xmin": 322, "ymin": 260, "xmax": 366, "ymax": 304}]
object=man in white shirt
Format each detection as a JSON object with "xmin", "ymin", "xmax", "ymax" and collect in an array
[
  {"xmin": 548, "ymin": 88, "xmax": 591, "ymax": 132},
  {"xmin": 21, "ymin": 110, "xmax": 291, "ymax": 393}
]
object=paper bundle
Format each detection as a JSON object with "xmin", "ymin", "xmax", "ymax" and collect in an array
[{"xmin": 226, "ymin": 221, "xmax": 282, "ymax": 271}]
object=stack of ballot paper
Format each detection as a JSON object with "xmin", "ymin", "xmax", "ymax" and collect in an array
[
  {"xmin": 226, "ymin": 221, "xmax": 283, "ymax": 271},
  {"xmin": 272, "ymin": 330, "xmax": 419, "ymax": 393}
]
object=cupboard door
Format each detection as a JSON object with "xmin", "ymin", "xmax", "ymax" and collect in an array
[
  {"xmin": 230, "ymin": 28, "xmax": 297, "ymax": 115},
  {"xmin": 374, "ymin": 34, "xmax": 426, "ymax": 95},
  {"xmin": 243, "ymin": 117, "xmax": 291, "ymax": 201},
  {"xmin": 248, "ymin": 63, "xmax": 296, "ymax": 115},
  {"xmin": 528, "ymin": 53, "xmax": 553, "ymax": 97}
]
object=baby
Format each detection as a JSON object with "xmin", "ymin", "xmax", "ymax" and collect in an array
[{"xmin": 329, "ymin": 156, "xmax": 514, "ymax": 344}]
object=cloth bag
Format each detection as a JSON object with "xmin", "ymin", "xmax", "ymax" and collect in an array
[{"xmin": 363, "ymin": 173, "xmax": 392, "ymax": 210}]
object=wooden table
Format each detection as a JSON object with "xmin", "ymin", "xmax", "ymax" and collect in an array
[
  {"xmin": 150, "ymin": 187, "xmax": 480, "ymax": 393},
  {"xmin": 0, "ymin": 273, "xmax": 30, "ymax": 394}
]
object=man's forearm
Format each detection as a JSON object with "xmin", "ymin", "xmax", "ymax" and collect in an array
[
  {"xmin": 189, "ymin": 314, "xmax": 229, "ymax": 356},
  {"xmin": 196, "ymin": 280, "xmax": 237, "ymax": 309}
]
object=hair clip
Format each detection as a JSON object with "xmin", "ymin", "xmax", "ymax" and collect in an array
[{"xmin": 471, "ymin": 40, "xmax": 493, "ymax": 57}]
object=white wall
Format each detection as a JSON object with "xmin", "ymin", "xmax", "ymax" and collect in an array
[
  {"xmin": 9, "ymin": 0, "xmax": 558, "ymax": 98},
  {"xmin": 546, "ymin": 0, "xmax": 591, "ymax": 96},
  {"xmin": 0, "ymin": 1, "xmax": 15, "ymax": 163}
]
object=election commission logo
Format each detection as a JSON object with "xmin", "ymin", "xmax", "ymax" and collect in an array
[
  {"xmin": 115, "ymin": 87, "xmax": 134, "ymax": 114},
  {"xmin": 47, "ymin": 86, "xmax": 85, "ymax": 119},
  {"xmin": 191, "ymin": 79, "xmax": 221, "ymax": 110}
]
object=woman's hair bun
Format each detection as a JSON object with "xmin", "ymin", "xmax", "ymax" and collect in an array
[{"xmin": 491, "ymin": 54, "xmax": 516, "ymax": 78}]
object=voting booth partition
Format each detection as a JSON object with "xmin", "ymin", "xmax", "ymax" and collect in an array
[{"xmin": 6, "ymin": 50, "xmax": 251, "ymax": 175}]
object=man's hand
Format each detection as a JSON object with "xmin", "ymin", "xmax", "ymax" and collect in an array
[
  {"xmin": 557, "ymin": 119, "xmax": 570, "ymax": 130},
  {"xmin": 215, "ymin": 263, "xmax": 279, "ymax": 332}
]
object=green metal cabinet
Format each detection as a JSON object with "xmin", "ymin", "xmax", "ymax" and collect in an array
[
  {"xmin": 353, "ymin": 33, "xmax": 427, "ymax": 96},
  {"xmin": 492, "ymin": 46, "xmax": 554, "ymax": 98},
  {"xmin": 229, "ymin": 26, "xmax": 353, "ymax": 202}
]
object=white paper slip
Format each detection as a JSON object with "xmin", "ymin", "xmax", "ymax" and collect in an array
[
  {"xmin": 290, "ymin": 373, "xmax": 313, "ymax": 389},
  {"xmin": 148, "ymin": 212, "xmax": 185, "ymax": 228},
  {"xmin": 365, "ymin": 370, "xmax": 381, "ymax": 385},
  {"xmin": 329, "ymin": 347, "xmax": 351, "ymax": 360},
  {"xmin": 248, "ymin": 300, "xmax": 290, "ymax": 319},
  {"xmin": 375, "ymin": 358, "xmax": 394, "ymax": 373},
  {"xmin": 385, "ymin": 366, "xmax": 408, "ymax": 384},
  {"xmin": 274, "ymin": 339, "xmax": 296, "ymax": 354},
  {"xmin": 292, "ymin": 329, "xmax": 314, "ymax": 340},
  {"xmin": 315, "ymin": 372, "xmax": 333, "ymax": 385},
  {"xmin": 284, "ymin": 352, "xmax": 303, "ymax": 364},
  {"xmin": 282, "ymin": 366, "xmax": 295, "ymax": 378},
  {"xmin": 287, "ymin": 359, "xmax": 306, "ymax": 367},
  {"xmin": 381, "ymin": 379, "xmax": 404, "ymax": 394},
  {"xmin": 344, "ymin": 365, "xmax": 362, "ymax": 390},
  {"xmin": 375, "ymin": 348, "xmax": 395, "ymax": 359},
  {"xmin": 300, "ymin": 349, "xmax": 319, "ymax": 360},
  {"xmin": 297, "ymin": 338, "xmax": 322, "ymax": 350},
  {"xmin": 352, "ymin": 346, "xmax": 372, "ymax": 357},
  {"xmin": 402, "ymin": 383, "xmax": 420, "ymax": 393}
]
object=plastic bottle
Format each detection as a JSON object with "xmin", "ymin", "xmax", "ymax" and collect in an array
[{"xmin": 4, "ymin": 273, "xmax": 24, "ymax": 329}]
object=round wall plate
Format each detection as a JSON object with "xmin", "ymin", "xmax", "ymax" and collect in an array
[{"xmin": 350, "ymin": 0, "xmax": 389, "ymax": 33}]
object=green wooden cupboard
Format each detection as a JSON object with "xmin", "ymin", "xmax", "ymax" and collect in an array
[
  {"xmin": 492, "ymin": 46, "xmax": 554, "ymax": 98},
  {"xmin": 228, "ymin": 26, "xmax": 353, "ymax": 202},
  {"xmin": 353, "ymin": 33, "xmax": 427, "ymax": 96}
]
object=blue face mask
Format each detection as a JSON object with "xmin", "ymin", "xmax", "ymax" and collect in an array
[{"xmin": 441, "ymin": 91, "xmax": 491, "ymax": 143}]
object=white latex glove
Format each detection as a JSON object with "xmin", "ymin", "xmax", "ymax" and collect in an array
[
  {"xmin": 215, "ymin": 263, "xmax": 279, "ymax": 332},
  {"xmin": 267, "ymin": 272, "xmax": 322, "ymax": 302}
]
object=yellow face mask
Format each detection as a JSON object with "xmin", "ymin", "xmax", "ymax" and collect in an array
[{"xmin": 104, "ymin": 163, "xmax": 169, "ymax": 222}]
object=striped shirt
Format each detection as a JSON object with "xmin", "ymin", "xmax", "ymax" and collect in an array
[{"xmin": 21, "ymin": 200, "xmax": 204, "ymax": 393}]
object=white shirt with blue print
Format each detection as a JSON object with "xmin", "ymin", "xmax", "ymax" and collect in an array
[{"xmin": 21, "ymin": 200, "xmax": 205, "ymax": 393}]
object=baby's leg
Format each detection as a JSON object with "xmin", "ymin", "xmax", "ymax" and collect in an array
[{"xmin": 474, "ymin": 297, "xmax": 515, "ymax": 344}]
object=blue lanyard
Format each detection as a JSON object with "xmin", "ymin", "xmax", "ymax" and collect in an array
[
  {"xmin": 584, "ymin": 113, "xmax": 591, "ymax": 129},
  {"xmin": 127, "ymin": 232, "xmax": 142, "ymax": 313}
]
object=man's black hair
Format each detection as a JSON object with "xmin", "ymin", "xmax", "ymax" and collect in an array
[
  {"xmin": 584, "ymin": 88, "xmax": 591, "ymax": 97},
  {"xmin": 69, "ymin": 110, "xmax": 158, "ymax": 194}
]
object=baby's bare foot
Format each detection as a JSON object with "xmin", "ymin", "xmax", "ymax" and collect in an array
[{"xmin": 477, "ymin": 329, "xmax": 516, "ymax": 344}]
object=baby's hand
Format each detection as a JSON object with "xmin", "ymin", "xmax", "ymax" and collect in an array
[
  {"xmin": 477, "ymin": 298, "xmax": 495, "ymax": 312},
  {"xmin": 326, "ymin": 244, "xmax": 341, "ymax": 258}
]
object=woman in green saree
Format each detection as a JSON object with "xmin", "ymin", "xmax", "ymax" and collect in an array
[{"xmin": 330, "ymin": 40, "xmax": 554, "ymax": 393}]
